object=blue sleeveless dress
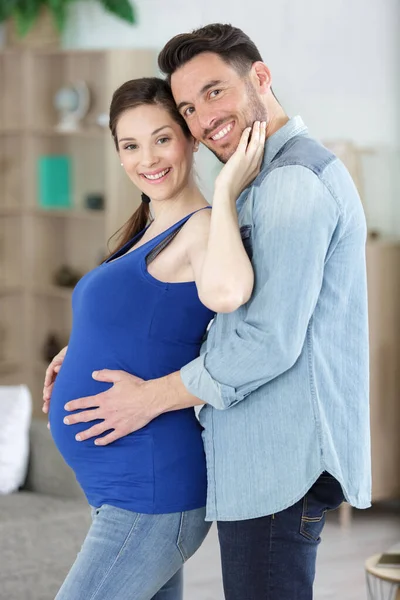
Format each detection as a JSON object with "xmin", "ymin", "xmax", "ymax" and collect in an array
[{"xmin": 49, "ymin": 207, "xmax": 214, "ymax": 513}]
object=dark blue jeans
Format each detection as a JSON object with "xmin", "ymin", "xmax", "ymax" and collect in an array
[{"xmin": 217, "ymin": 472, "xmax": 344, "ymax": 600}]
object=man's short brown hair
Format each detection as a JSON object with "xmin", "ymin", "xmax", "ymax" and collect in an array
[{"xmin": 158, "ymin": 23, "xmax": 263, "ymax": 82}]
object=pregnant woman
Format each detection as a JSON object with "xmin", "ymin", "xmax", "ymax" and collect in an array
[{"xmin": 44, "ymin": 77, "xmax": 266, "ymax": 600}]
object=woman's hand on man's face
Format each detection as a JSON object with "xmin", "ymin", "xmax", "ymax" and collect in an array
[{"xmin": 214, "ymin": 121, "xmax": 267, "ymax": 200}]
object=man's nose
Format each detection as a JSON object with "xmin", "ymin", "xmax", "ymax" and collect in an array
[{"xmin": 195, "ymin": 106, "xmax": 218, "ymax": 135}]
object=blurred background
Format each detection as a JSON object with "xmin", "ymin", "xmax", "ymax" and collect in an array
[{"xmin": 0, "ymin": 1, "xmax": 399, "ymax": 599}]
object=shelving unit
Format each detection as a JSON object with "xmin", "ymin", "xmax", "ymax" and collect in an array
[
  {"xmin": 0, "ymin": 48, "xmax": 155, "ymax": 415},
  {"xmin": 367, "ymin": 239, "xmax": 400, "ymax": 503}
]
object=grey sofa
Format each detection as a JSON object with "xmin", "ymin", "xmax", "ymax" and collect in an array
[{"xmin": 0, "ymin": 419, "xmax": 90, "ymax": 600}]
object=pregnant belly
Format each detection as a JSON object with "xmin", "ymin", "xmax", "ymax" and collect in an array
[
  {"xmin": 47, "ymin": 345, "xmax": 205, "ymax": 511},
  {"xmin": 49, "ymin": 357, "xmax": 112, "ymax": 457},
  {"xmin": 49, "ymin": 360, "xmax": 155, "ymax": 503}
]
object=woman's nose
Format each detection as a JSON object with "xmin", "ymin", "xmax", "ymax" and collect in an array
[{"xmin": 140, "ymin": 148, "xmax": 159, "ymax": 168}]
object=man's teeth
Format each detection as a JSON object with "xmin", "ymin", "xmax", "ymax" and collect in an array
[
  {"xmin": 143, "ymin": 168, "xmax": 170, "ymax": 180},
  {"xmin": 212, "ymin": 123, "xmax": 233, "ymax": 141}
]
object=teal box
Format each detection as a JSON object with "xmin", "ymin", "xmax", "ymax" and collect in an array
[{"xmin": 38, "ymin": 155, "xmax": 72, "ymax": 209}]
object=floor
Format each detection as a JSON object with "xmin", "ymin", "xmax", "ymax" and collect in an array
[{"xmin": 183, "ymin": 503, "xmax": 400, "ymax": 599}]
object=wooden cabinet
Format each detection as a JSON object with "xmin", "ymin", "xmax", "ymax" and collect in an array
[
  {"xmin": 341, "ymin": 239, "xmax": 400, "ymax": 524},
  {"xmin": 0, "ymin": 48, "xmax": 155, "ymax": 415},
  {"xmin": 367, "ymin": 240, "xmax": 400, "ymax": 501}
]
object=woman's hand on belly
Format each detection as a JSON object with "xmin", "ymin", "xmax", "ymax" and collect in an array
[{"xmin": 43, "ymin": 345, "xmax": 68, "ymax": 414}]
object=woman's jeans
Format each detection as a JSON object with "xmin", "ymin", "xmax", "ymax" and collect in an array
[
  {"xmin": 55, "ymin": 504, "xmax": 211, "ymax": 600},
  {"xmin": 217, "ymin": 472, "xmax": 345, "ymax": 600}
]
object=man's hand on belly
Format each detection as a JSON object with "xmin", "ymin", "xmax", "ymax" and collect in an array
[
  {"xmin": 63, "ymin": 370, "xmax": 151, "ymax": 445},
  {"xmin": 63, "ymin": 369, "xmax": 204, "ymax": 445}
]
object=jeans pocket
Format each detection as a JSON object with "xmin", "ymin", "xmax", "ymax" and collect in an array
[
  {"xmin": 300, "ymin": 473, "xmax": 345, "ymax": 541},
  {"xmin": 176, "ymin": 507, "xmax": 211, "ymax": 562}
]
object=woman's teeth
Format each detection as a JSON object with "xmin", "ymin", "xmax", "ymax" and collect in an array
[
  {"xmin": 143, "ymin": 168, "xmax": 170, "ymax": 180},
  {"xmin": 212, "ymin": 123, "xmax": 233, "ymax": 141}
]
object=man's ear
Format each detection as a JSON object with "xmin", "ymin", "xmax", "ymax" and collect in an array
[
  {"xmin": 193, "ymin": 139, "xmax": 200, "ymax": 152},
  {"xmin": 251, "ymin": 61, "xmax": 272, "ymax": 95}
]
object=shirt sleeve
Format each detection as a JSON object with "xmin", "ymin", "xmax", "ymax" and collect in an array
[{"xmin": 181, "ymin": 164, "xmax": 342, "ymax": 410}]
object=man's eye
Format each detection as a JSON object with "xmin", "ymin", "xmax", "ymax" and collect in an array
[
  {"xmin": 210, "ymin": 89, "xmax": 221, "ymax": 98},
  {"xmin": 184, "ymin": 107, "xmax": 195, "ymax": 118}
]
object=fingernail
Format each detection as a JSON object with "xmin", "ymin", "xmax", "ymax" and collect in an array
[
  {"xmin": 92, "ymin": 371, "xmax": 98, "ymax": 378},
  {"xmin": 64, "ymin": 404, "xmax": 69, "ymax": 410},
  {"xmin": 64, "ymin": 417, "xmax": 70, "ymax": 424},
  {"xmin": 94, "ymin": 440, "xmax": 100, "ymax": 445},
  {"xmin": 76, "ymin": 435, "xmax": 81, "ymax": 441}
]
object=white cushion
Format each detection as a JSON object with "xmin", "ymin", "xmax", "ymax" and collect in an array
[{"xmin": 0, "ymin": 385, "xmax": 32, "ymax": 494}]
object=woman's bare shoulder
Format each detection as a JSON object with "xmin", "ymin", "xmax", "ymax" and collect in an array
[
  {"xmin": 184, "ymin": 206, "xmax": 212, "ymax": 232},
  {"xmin": 181, "ymin": 207, "xmax": 212, "ymax": 255}
]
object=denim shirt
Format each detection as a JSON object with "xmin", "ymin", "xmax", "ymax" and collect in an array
[{"xmin": 181, "ymin": 116, "xmax": 371, "ymax": 521}]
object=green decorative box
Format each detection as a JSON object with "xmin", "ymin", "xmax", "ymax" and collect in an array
[{"xmin": 38, "ymin": 155, "xmax": 72, "ymax": 209}]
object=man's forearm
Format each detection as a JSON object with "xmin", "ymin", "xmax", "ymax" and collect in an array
[{"xmin": 145, "ymin": 371, "xmax": 205, "ymax": 418}]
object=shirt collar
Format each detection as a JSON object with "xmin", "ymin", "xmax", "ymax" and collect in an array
[{"xmin": 262, "ymin": 115, "xmax": 308, "ymax": 169}]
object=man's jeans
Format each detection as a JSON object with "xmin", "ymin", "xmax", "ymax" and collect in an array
[
  {"xmin": 217, "ymin": 472, "xmax": 345, "ymax": 600},
  {"xmin": 55, "ymin": 504, "xmax": 211, "ymax": 600}
]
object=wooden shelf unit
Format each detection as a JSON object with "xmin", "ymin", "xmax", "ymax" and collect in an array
[
  {"xmin": 366, "ymin": 239, "xmax": 400, "ymax": 503},
  {"xmin": 0, "ymin": 48, "xmax": 155, "ymax": 415}
]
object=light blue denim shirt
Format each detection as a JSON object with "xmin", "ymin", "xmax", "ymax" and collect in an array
[{"xmin": 181, "ymin": 116, "xmax": 371, "ymax": 522}]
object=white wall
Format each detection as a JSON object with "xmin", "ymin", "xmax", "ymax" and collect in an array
[{"xmin": 63, "ymin": 0, "xmax": 400, "ymax": 234}]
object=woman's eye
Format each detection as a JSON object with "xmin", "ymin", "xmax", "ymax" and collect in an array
[
  {"xmin": 124, "ymin": 144, "xmax": 137, "ymax": 150},
  {"xmin": 157, "ymin": 137, "xmax": 170, "ymax": 144}
]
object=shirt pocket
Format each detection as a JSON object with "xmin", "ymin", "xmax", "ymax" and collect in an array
[{"xmin": 240, "ymin": 224, "xmax": 253, "ymax": 260}]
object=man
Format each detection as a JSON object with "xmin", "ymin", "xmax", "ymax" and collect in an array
[{"xmin": 44, "ymin": 24, "xmax": 371, "ymax": 599}]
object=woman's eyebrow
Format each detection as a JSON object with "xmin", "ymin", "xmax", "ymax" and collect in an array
[{"xmin": 119, "ymin": 125, "xmax": 173, "ymax": 143}]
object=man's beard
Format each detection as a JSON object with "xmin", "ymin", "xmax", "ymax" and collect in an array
[{"xmin": 205, "ymin": 81, "xmax": 268, "ymax": 164}]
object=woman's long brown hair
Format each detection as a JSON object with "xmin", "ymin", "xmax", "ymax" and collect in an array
[{"xmin": 107, "ymin": 77, "xmax": 192, "ymax": 256}]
